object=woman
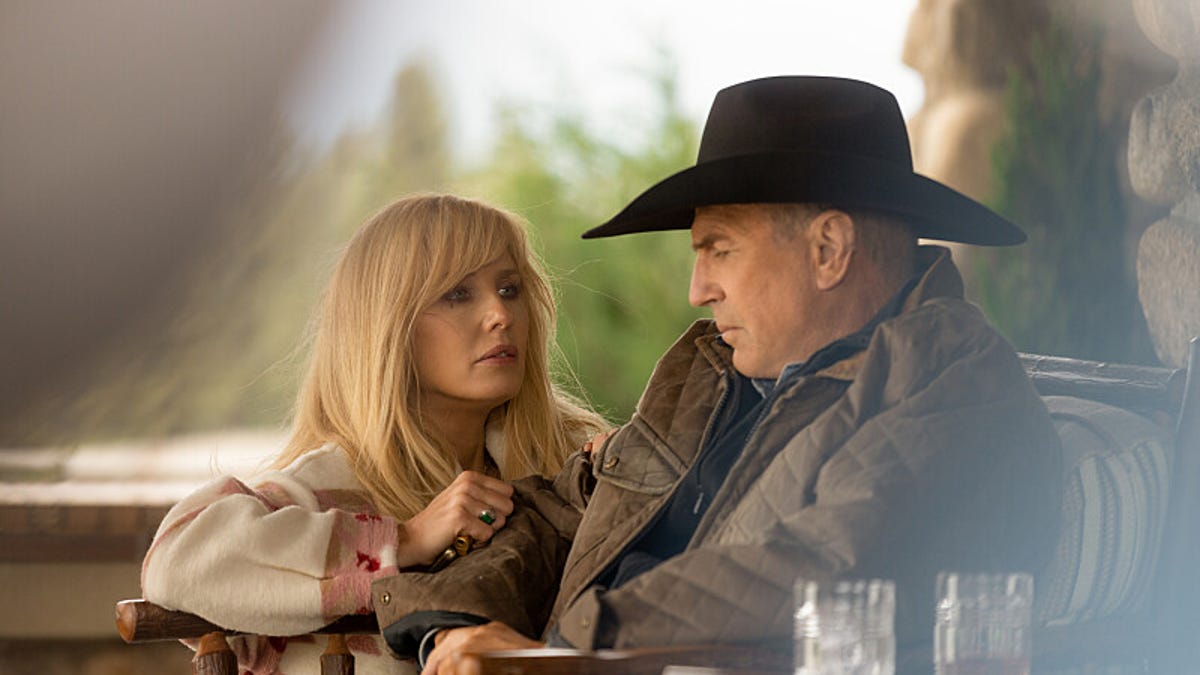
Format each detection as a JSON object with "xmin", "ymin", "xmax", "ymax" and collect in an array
[{"xmin": 141, "ymin": 194, "xmax": 609, "ymax": 674}]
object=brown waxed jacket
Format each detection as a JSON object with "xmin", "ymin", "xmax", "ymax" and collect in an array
[{"xmin": 372, "ymin": 246, "xmax": 1062, "ymax": 657}]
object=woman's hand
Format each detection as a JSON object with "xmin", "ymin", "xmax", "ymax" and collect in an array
[
  {"xmin": 581, "ymin": 430, "xmax": 616, "ymax": 461},
  {"xmin": 396, "ymin": 471, "xmax": 514, "ymax": 568}
]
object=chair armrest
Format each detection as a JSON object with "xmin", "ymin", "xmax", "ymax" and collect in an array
[
  {"xmin": 114, "ymin": 598, "xmax": 379, "ymax": 643},
  {"xmin": 115, "ymin": 599, "xmax": 228, "ymax": 642}
]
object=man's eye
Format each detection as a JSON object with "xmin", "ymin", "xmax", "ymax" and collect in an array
[
  {"xmin": 499, "ymin": 282, "xmax": 521, "ymax": 299},
  {"xmin": 443, "ymin": 287, "xmax": 470, "ymax": 303}
]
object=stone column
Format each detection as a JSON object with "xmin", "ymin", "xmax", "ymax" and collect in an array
[
  {"xmin": 1129, "ymin": 0, "xmax": 1200, "ymax": 368},
  {"xmin": 903, "ymin": 0, "xmax": 1048, "ymax": 202},
  {"xmin": 902, "ymin": 0, "xmax": 1049, "ymax": 282}
]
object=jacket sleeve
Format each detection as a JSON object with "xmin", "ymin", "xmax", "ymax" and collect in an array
[
  {"xmin": 555, "ymin": 308, "xmax": 1062, "ymax": 651},
  {"xmin": 372, "ymin": 451, "xmax": 593, "ymax": 654},
  {"xmin": 141, "ymin": 466, "xmax": 401, "ymax": 637}
]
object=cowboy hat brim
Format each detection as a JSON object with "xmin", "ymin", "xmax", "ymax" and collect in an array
[{"xmin": 582, "ymin": 150, "xmax": 1025, "ymax": 246}]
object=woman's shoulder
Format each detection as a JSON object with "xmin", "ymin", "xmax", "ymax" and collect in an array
[
  {"xmin": 268, "ymin": 443, "xmax": 362, "ymax": 493},
  {"xmin": 230, "ymin": 443, "xmax": 380, "ymax": 514}
]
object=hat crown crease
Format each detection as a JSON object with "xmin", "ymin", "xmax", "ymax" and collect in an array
[{"xmin": 697, "ymin": 77, "xmax": 913, "ymax": 172}]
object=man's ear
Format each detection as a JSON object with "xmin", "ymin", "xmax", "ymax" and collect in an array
[{"xmin": 808, "ymin": 209, "xmax": 856, "ymax": 291}]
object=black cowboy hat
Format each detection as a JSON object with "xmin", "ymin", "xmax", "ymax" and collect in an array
[{"xmin": 583, "ymin": 75, "xmax": 1024, "ymax": 245}]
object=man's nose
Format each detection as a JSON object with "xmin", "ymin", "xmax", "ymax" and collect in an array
[{"xmin": 688, "ymin": 262, "xmax": 718, "ymax": 307}]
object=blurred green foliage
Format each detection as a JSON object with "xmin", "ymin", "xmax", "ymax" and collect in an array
[
  {"xmin": 972, "ymin": 20, "xmax": 1155, "ymax": 363},
  {"xmin": 15, "ymin": 60, "xmax": 699, "ymax": 444},
  {"xmin": 461, "ymin": 66, "xmax": 702, "ymax": 421}
]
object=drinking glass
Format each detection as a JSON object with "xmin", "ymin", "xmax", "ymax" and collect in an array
[
  {"xmin": 794, "ymin": 578, "xmax": 895, "ymax": 675},
  {"xmin": 934, "ymin": 572, "xmax": 1033, "ymax": 675}
]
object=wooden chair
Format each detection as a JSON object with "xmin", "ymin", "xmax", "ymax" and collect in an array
[
  {"xmin": 114, "ymin": 598, "xmax": 379, "ymax": 674},
  {"xmin": 116, "ymin": 338, "xmax": 1200, "ymax": 675},
  {"xmin": 1025, "ymin": 338, "xmax": 1199, "ymax": 674}
]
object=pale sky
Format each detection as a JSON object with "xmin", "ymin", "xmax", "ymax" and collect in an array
[{"xmin": 284, "ymin": 1, "xmax": 923, "ymax": 160}]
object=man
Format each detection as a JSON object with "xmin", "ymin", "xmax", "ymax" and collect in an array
[{"xmin": 372, "ymin": 76, "xmax": 1062, "ymax": 674}]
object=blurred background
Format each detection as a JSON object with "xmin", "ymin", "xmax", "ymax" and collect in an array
[
  {"xmin": 0, "ymin": 0, "xmax": 1188, "ymax": 672},
  {"xmin": 0, "ymin": 0, "xmax": 931, "ymax": 447}
]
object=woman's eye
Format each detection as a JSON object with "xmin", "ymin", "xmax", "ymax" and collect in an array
[
  {"xmin": 442, "ymin": 287, "xmax": 470, "ymax": 303},
  {"xmin": 499, "ymin": 282, "xmax": 521, "ymax": 299}
]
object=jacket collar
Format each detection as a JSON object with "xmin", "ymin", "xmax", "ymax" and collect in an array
[
  {"xmin": 695, "ymin": 245, "xmax": 965, "ymax": 381},
  {"xmin": 901, "ymin": 245, "xmax": 964, "ymax": 313},
  {"xmin": 480, "ymin": 409, "xmax": 508, "ymax": 475}
]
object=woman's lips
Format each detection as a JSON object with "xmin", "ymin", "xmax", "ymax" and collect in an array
[{"xmin": 477, "ymin": 345, "xmax": 518, "ymax": 363}]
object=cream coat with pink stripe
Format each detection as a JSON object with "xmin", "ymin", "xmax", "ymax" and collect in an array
[{"xmin": 142, "ymin": 443, "xmax": 412, "ymax": 674}]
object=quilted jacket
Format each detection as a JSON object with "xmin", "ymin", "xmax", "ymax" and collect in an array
[{"xmin": 373, "ymin": 246, "xmax": 1062, "ymax": 658}]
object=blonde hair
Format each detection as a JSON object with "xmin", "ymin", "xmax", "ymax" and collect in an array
[{"xmin": 275, "ymin": 194, "xmax": 607, "ymax": 520}]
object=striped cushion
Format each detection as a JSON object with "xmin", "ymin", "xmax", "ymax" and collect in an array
[{"xmin": 1035, "ymin": 396, "xmax": 1173, "ymax": 626}]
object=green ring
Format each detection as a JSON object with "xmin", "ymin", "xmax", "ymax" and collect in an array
[{"xmin": 479, "ymin": 509, "xmax": 496, "ymax": 525}]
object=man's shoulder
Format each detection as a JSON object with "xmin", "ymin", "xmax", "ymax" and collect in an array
[
  {"xmin": 861, "ymin": 296, "xmax": 1026, "ymax": 390},
  {"xmin": 884, "ymin": 296, "xmax": 1009, "ymax": 355}
]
